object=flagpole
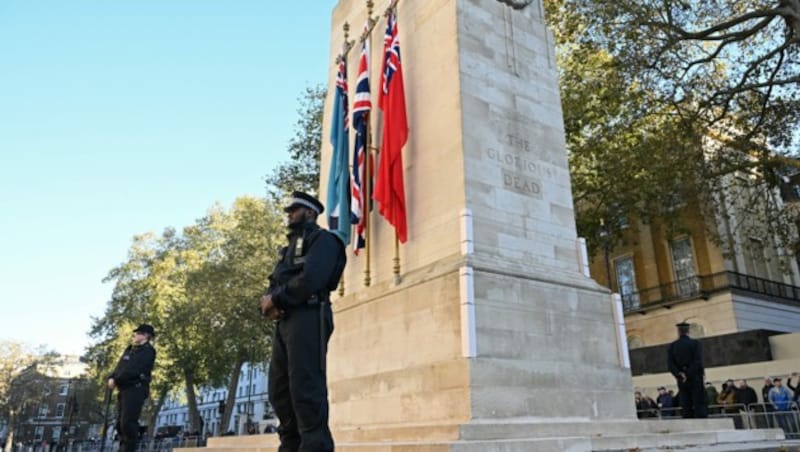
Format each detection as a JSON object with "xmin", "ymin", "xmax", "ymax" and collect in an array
[
  {"xmin": 336, "ymin": 22, "xmax": 356, "ymax": 65},
  {"xmin": 383, "ymin": 0, "xmax": 403, "ymax": 285},
  {"xmin": 358, "ymin": 0, "xmax": 380, "ymax": 44},
  {"xmin": 384, "ymin": 0, "xmax": 401, "ymax": 18},
  {"xmin": 337, "ymin": 21, "xmax": 352, "ymax": 298},
  {"xmin": 393, "ymin": 233, "xmax": 401, "ymax": 284},
  {"xmin": 360, "ymin": 0, "xmax": 376, "ymax": 288},
  {"xmin": 363, "ymin": 121, "xmax": 373, "ymax": 287}
]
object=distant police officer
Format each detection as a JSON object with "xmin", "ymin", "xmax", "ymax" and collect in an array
[
  {"xmin": 260, "ymin": 191, "xmax": 346, "ymax": 452},
  {"xmin": 108, "ymin": 324, "xmax": 157, "ymax": 452},
  {"xmin": 667, "ymin": 321, "xmax": 707, "ymax": 418}
]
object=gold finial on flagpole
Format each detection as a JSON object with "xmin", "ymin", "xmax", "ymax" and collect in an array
[
  {"xmin": 336, "ymin": 22, "xmax": 356, "ymax": 64},
  {"xmin": 343, "ymin": 22, "xmax": 355, "ymax": 54},
  {"xmin": 384, "ymin": 0, "xmax": 400, "ymax": 17},
  {"xmin": 358, "ymin": 0, "xmax": 381, "ymax": 43}
]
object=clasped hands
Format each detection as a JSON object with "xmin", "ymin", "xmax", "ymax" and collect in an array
[{"xmin": 260, "ymin": 294, "xmax": 284, "ymax": 321}]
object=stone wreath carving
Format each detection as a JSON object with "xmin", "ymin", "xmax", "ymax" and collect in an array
[{"xmin": 497, "ymin": 0, "xmax": 534, "ymax": 10}]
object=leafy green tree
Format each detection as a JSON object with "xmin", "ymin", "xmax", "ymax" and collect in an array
[
  {"xmin": 65, "ymin": 376, "xmax": 106, "ymax": 440},
  {"xmin": 544, "ymin": 0, "xmax": 800, "ymax": 259},
  {"xmin": 547, "ymin": 0, "xmax": 799, "ymax": 156},
  {"xmin": 265, "ymin": 85, "xmax": 326, "ymax": 199},
  {"xmin": 88, "ymin": 229, "xmax": 194, "ymax": 435},
  {"xmin": 184, "ymin": 196, "xmax": 283, "ymax": 432},
  {"xmin": 0, "ymin": 344, "xmax": 58, "ymax": 452},
  {"xmin": 0, "ymin": 341, "xmax": 34, "ymax": 452},
  {"xmin": 89, "ymin": 196, "xmax": 284, "ymax": 436}
]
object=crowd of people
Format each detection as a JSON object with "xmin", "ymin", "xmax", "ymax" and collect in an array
[{"xmin": 635, "ymin": 374, "xmax": 800, "ymax": 432}]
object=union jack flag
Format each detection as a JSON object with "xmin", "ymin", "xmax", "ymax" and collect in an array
[
  {"xmin": 380, "ymin": 12, "xmax": 400, "ymax": 100},
  {"xmin": 351, "ymin": 23, "xmax": 371, "ymax": 254}
]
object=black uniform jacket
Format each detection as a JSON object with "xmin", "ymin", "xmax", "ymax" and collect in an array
[
  {"xmin": 667, "ymin": 335, "xmax": 704, "ymax": 378},
  {"xmin": 111, "ymin": 342, "xmax": 156, "ymax": 391},
  {"xmin": 268, "ymin": 222, "xmax": 346, "ymax": 312}
]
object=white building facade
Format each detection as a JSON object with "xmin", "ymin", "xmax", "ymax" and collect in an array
[{"xmin": 155, "ymin": 362, "xmax": 272, "ymax": 437}]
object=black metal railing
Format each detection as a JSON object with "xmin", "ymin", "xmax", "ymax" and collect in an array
[
  {"xmin": 622, "ymin": 271, "xmax": 800, "ymax": 313},
  {"xmin": 637, "ymin": 402, "xmax": 800, "ymax": 439}
]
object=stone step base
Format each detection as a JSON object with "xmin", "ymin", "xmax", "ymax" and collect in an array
[
  {"xmin": 592, "ymin": 428, "xmax": 783, "ymax": 451},
  {"xmin": 179, "ymin": 425, "xmax": 788, "ymax": 452},
  {"xmin": 631, "ymin": 439, "xmax": 800, "ymax": 451}
]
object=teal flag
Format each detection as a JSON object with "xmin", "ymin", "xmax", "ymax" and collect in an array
[{"xmin": 326, "ymin": 59, "xmax": 351, "ymax": 245}]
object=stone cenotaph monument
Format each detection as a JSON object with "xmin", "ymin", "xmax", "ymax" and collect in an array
[{"xmin": 316, "ymin": 0, "xmax": 783, "ymax": 450}]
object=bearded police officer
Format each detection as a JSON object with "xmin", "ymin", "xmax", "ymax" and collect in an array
[
  {"xmin": 667, "ymin": 321, "xmax": 707, "ymax": 418},
  {"xmin": 260, "ymin": 191, "xmax": 346, "ymax": 452},
  {"xmin": 108, "ymin": 324, "xmax": 157, "ymax": 452}
]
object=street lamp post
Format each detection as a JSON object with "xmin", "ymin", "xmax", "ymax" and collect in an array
[{"xmin": 245, "ymin": 340, "xmax": 256, "ymax": 434}]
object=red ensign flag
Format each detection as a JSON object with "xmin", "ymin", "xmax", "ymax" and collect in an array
[{"xmin": 374, "ymin": 8, "xmax": 408, "ymax": 243}]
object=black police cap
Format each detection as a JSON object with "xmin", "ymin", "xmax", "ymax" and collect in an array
[
  {"xmin": 134, "ymin": 324, "xmax": 156, "ymax": 337},
  {"xmin": 283, "ymin": 191, "xmax": 324, "ymax": 215}
]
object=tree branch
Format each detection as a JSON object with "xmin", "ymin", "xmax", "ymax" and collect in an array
[
  {"xmin": 720, "ymin": 74, "xmax": 800, "ymax": 97},
  {"xmin": 644, "ymin": 7, "xmax": 779, "ymax": 40}
]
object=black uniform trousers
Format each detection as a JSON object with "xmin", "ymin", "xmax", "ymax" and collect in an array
[
  {"xmin": 677, "ymin": 374, "xmax": 708, "ymax": 418},
  {"xmin": 269, "ymin": 303, "xmax": 334, "ymax": 452},
  {"xmin": 117, "ymin": 385, "xmax": 147, "ymax": 452}
]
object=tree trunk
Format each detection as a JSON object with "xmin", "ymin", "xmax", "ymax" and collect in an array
[
  {"xmin": 145, "ymin": 386, "xmax": 169, "ymax": 442},
  {"xmin": 183, "ymin": 369, "xmax": 201, "ymax": 435},
  {"xmin": 3, "ymin": 409, "xmax": 15, "ymax": 452},
  {"xmin": 220, "ymin": 357, "xmax": 244, "ymax": 435}
]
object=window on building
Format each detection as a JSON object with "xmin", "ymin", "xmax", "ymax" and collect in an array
[
  {"xmin": 34, "ymin": 427, "xmax": 44, "ymax": 441},
  {"xmin": 614, "ymin": 256, "xmax": 639, "ymax": 309},
  {"xmin": 747, "ymin": 238, "xmax": 770, "ymax": 279},
  {"xmin": 59, "ymin": 383, "xmax": 69, "ymax": 396},
  {"xmin": 670, "ymin": 237, "xmax": 699, "ymax": 297},
  {"xmin": 51, "ymin": 427, "xmax": 61, "ymax": 440},
  {"xmin": 38, "ymin": 404, "xmax": 49, "ymax": 418},
  {"xmin": 56, "ymin": 403, "xmax": 66, "ymax": 418}
]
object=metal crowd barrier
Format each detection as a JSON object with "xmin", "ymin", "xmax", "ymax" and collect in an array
[{"xmin": 636, "ymin": 402, "xmax": 800, "ymax": 439}]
